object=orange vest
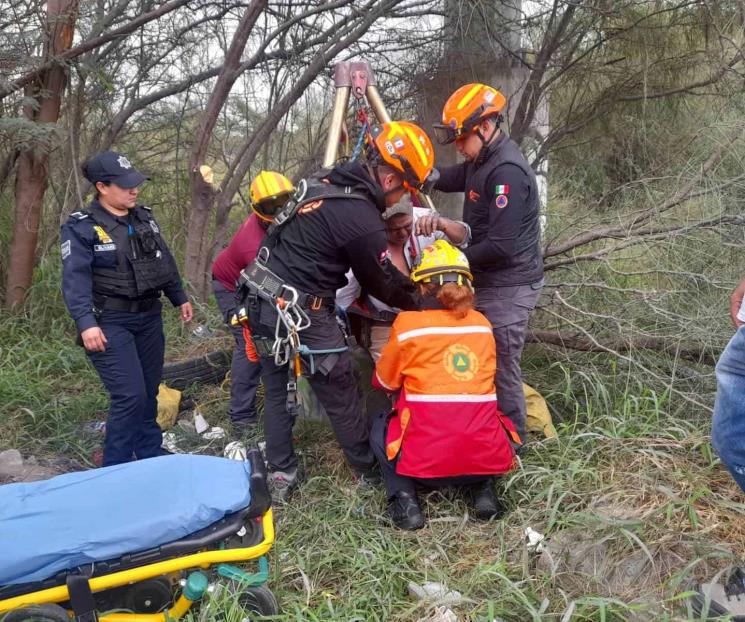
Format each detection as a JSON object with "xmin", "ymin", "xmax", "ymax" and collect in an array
[{"xmin": 373, "ymin": 308, "xmax": 516, "ymax": 479}]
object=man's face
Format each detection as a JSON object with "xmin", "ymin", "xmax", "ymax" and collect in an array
[
  {"xmin": 98, "ymin": 182, "xmax": 139, "ymax": 210},
  {"xmin": 453, "ymin": 119, "xmax": 498, "ymax": 162},
  {"xmin": 454, "ymin": 131, "xmax": 483, "ymax": 162},
  {"xmin": 386, "ymin": 213, "xmax": 413, "ymax": 246}
]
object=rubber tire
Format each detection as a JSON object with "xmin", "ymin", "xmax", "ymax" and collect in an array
[
  {"xmin": 161, "ymin": 351, "xmax": 230, "ymax": 390},
  {"xmin": 122, "ymin": 576, "xmax": 173, "ymax": 613},
  {"xmin": 235, "ymin": 585, "xmax": 279, "ymax": 617},
  {"xmin": 3, "ymin": 605, "xmax": 70, "ymax": 622}
]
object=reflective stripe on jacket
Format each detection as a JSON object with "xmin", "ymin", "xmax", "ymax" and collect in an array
[{"xmin": 373, "ymin": 308, "xmax": 516, "ymax": 479}]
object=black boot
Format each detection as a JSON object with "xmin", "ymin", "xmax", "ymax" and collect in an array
[
  {"xmin": 387, "ymin": 491, "xmax": 425, "ymax": 530},
  {"xmin": 471, "ymin": 480, "xmax": 506, "ymax": 521}
]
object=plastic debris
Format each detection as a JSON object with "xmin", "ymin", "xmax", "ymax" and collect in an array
[
  {"xmin": 224, "ymin": 441, "xmax": 247, "ymax": 461},
  {"xmin": 156, "ymin": 383, "xmax": 182, "ymax": 430},
  {"xmin": 83, "ymin": 421, "xmax": 106, "ymax": 434},
  {"xmin": 416, "ymin": 606, "xmax": 458, "ymax": 622},
  {"xmin": 193, "ymin": 411, "xmax": 210, "ymax": 434},
  {"xmin": 191, "ymin": 324, "xmax": 216, "ymax": 339},
  {"xmin": 525, "ymin": 526, "xmax": 546, "ymax": 553},
  {"xmin": 177, "ymin": 419, "xmax": 196, "ymax": 433},
  {"xmin": 408, "ymin": 582, "xmax": 464, "ymax": 606},
  {"xmin": 202, "ymin": 427, "xmax": 226, "ymax": 440},
  {"xmin": 0, "ymin": 449, "xmax": 23, "ymax": 467},
  {"xmin": 199, "ymin": 165, "xmax": 214, "ymax": 185},
  {"xmin": 162, "ymin": 432, "xmax": 181, "ymax": 453},
  {"xmin": 524, "ymin": 383, "xmax": 558, "ymax": 438}
]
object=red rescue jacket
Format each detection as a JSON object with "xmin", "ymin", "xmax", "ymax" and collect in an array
[{"xmin": 373, "ymin": 307, "xmax": 517, "ymax": 479}]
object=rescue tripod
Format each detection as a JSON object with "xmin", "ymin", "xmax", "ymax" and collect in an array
[
  {"xmin": 322, "ymin": 60, "xmax": 438, "ymax": 211},
  {"xmin": 237, "ymin": 61, "xmax": 440, "ymax": 412}
]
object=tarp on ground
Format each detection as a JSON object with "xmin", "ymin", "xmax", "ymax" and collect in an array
[{"xmin": 524, "ymin": 382, "xmax": 558, "ymax": 438}]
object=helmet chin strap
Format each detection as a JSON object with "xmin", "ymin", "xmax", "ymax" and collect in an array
[
  {"xmin": 474, "ymin": 121, "xmax": 500, "ymax": 165},
  {"xmin": 372, "ymin": 165, "xmax": 404, "ymax": 199}
]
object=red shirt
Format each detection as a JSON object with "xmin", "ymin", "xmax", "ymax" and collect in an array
[{"xmin": 211, "ymin": 215, "xmax": 266, "ymax": 291}]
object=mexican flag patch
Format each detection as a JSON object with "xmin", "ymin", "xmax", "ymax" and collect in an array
[{"xmin": 495, "ymin": 184, "xmax": 510, "ymax": 194}]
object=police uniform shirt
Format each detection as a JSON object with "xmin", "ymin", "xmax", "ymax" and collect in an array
[{"xmin": 61, "ymin": 199, "xmax": 187, "ymax": 332}]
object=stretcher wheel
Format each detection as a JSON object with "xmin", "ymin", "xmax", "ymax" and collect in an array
[
  {"xmin": 234, "ymin": 585, "xmax": 279, "ymax": 616},
  {"xmin": 3, "ymin": 604, "xmax": 70, "ymax": 622},
  {"xmin": 123, "ymin": 577, "xmax": 173, "ymax": 613}
]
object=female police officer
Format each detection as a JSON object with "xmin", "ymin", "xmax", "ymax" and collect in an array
[{"xmin": 61, "ymin": 151, "xmax": 193, "ymax": 466}]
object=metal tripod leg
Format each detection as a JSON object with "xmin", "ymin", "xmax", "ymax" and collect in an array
[
  {"xmin": 323, "ymin": 66, "xmax": 350, "ymax": 168},
  {"xmin": 322, "ymin": 60, "xmax": 438, "ymax": 212}
]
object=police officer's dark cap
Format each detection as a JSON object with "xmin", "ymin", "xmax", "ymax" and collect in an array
[{"xmin": 82, "ymin": 151, "xmax": 149, "ymax": 188}]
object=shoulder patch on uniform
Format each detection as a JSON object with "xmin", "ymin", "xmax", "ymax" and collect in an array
[
  {"xmin": 495, "ymin": 184, "xmax": 510, "ymax": 195},
  {"xmin": 70, "ymin": 211, "xmax": 89, "ymax": 220},
  {"xmin": 61, "ymin": 240, "xmax": 71, "ymax": 260},
  {"xmin": 495, "ymin": 194, "xmax": 509, "ymax": 209},
  {"xmin": 298, "ymin": 199, "xmax": 324, "ymax": 215},
  {"xmin": 468, "ymin": 189, "xmax": 480, "ymax": 202},
  {"xmin": 93, "ymin": 225, "xmax": 113, "ymax": 243}
]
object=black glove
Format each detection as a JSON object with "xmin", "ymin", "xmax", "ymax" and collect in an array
[{"xmin": 421, "ymin": 168, "xmax": 440, "ymax": 195}]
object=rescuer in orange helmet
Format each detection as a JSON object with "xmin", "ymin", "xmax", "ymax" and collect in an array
[{"xmin": 431, "ymin": 83, "xmax": 544, "ymax": 442}]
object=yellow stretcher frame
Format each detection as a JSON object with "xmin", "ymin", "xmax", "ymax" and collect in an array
[{"xmin": 0, "ymin": 509, "xmax": 274, "ymax": 620}]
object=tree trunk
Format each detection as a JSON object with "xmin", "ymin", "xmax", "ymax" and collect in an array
[
  {"xmin": 416, "ymin": 0, "xmax": 551, "ymax": 217},
  {"xmin": 183, "ymin": 0, "xmax": 266, "ymax": 301},
  {"xmin": 4, "ymin": 0, "xmax": 79, "ymax": 310}
]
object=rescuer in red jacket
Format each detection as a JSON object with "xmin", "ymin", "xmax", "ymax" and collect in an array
[{"xmin": 371, "ymin": 240, "xmax": 518, "ymax": 530}]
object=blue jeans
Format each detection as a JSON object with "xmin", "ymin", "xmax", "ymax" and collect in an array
[{"xmin": 712, "ymin": 326, "xmax": 745, "ymax": 493}]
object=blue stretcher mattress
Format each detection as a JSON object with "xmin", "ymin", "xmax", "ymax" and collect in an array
[{"xmin": 0, "ymin": 454, "xmax": 252, "ymax": 585}]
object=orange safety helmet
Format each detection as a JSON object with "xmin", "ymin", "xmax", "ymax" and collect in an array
[
  {"xmin": 367, "ymin": 121, "xmax": 435, "ymax": 190},
  {"xmin": 433, "ymin": 83, "xmax": 506, "ymax": 145},
  {"xmin": 249, "ymin": 170, "xmax": 295, "ymax": 222}
]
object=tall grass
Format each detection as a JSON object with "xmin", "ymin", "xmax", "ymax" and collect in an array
[{"xmin": 2, "ymin": 261, "xmax": 743, "ymax": 621}]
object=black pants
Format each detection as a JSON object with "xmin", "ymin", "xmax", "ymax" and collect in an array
[
  {"xmin": 212, "ymin": 280, "xmax": 261, "ymax": 424},
  {"xmin": 369, "ymin": 411, "xmax": 489, "ymax": 500},
  {"xmin": 251, "ymin": 299, "xmax": 374, "ymax": 473},
  {"xmin": 88, "ymin": 305, "xmax": 164, "ymax": 466}
]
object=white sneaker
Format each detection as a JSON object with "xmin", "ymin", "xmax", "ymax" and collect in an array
[{"xmin": 693, "ymin": 566, "xmax": 745, "ymax": 620}]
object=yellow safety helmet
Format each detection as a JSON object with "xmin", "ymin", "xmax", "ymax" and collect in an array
[
  {"xmin": 411, "ymin": 240, "xmax": 472, "ymax": 286},
  {"xmin": 249, "ymin": 170, "xmax": 295, "ymax": 222}
]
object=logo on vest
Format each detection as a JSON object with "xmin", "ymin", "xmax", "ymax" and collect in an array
[
  {"xmin": 443, "ymin": 344, "xmax": 479, "ymax": 382},
  {"xmin": 298, "ymin": 199, "xmax": 323, "ymax": 214},
  {"xmin": 93, "ymin": 225, "xmax": 112, "ymax": 244}
]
